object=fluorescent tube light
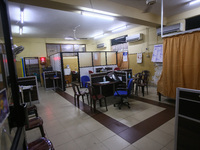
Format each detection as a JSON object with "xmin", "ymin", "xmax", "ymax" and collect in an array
[
  {"xmin": 94, "ymin": 34, "xmax": 104, "ymax": 39},
  {"xmin": 20, "ymin": 8, "xmax": 24, "ymax": 24},
  {"xmin": 82, "ymin": 11, "xmax": 114, "ymax": 21},
  {"xmin": 19, "ymin": 26, "xmax": 23, "ymax": 35},
  {"xmin": 112, "ymin": 26, "xmax": 127, "ymax": 33},
  {"xmin": 189, "ymin": 0, "xmax": 200, "ymax": 5},
  {"xmin": 64, "ymin": 37, "xmax": 74, "ymax": 40}
]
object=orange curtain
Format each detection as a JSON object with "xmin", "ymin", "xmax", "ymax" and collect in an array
[{"xmin": 157, "ymin": 31, "xmax": 200, "ymax": 99}]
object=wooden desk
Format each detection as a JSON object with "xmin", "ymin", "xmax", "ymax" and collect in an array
[{"xmin": 93, "ymin": 81, "xmax": 118, "ymax": 97}]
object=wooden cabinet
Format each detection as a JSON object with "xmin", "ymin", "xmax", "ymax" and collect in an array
[
  {"xmin": 175, "ymin": 88, "xmax": 200, "ymax": 150},
  {"xmin": 64, "ymin": 75, "xmax": 72, "ymax": 83}
]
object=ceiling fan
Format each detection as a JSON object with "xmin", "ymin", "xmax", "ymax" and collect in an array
[
  {"xmin": 65, "ymin": 25, "xmax": 87, "ymax": 40},
  {"xmin": 143, "ymin": 0, "xmax": 157, "ymax": 13}
]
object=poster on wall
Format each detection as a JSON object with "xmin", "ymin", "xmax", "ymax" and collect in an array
[
  {"xmin": 123, "ymin": 52, "xmax": 128, "ymax": 62},
  {"xmin": 151, "ymin": 44, "xmax": 163, "ymax": 62},
  {"xmin": 137, "ymin": 53, "xmax": 142, "ymax": 63}
]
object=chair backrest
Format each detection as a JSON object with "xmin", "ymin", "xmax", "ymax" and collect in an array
[
  {"xmin": 89, "ymin": 70, "xmax": 93, "ymax": 74},
  {"xmin": 81, "ymin": 75, "xmax": 90, "ymax": 87},
  {"xmin": 127, "ymin": 78, "xmax": 133, "ymax": 95},
  {"xmin": 72, "ymin": 83, "xmax": 80, "ymax": 95},
  {"xmin": 134, "ymin": 72, "xmax": 143, "ymax": 85},
  {"xmin": 88, "ymin": 85, "xmax": 98, "ymax": 100},
  {"xmin": 142, "ymin": 70, "xmax": 150, "ymax": 84},
  {"xmin": 114, "ymin": 67, "xmax": 120, "ymax": 71}
]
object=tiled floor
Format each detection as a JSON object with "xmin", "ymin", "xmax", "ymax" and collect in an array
[{"xmin": 26, "ymin": 86, "xmax": 176, "ymax": 150}]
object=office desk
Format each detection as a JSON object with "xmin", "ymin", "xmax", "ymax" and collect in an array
[{"xmin": 93, "ymin": 81, "xmax": 119, "ymax": 97}]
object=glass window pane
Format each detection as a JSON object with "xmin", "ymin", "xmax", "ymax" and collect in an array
[
  {"xmin": 61, "ymin": 45, "xmax": 73, "ymax": 52},
  {"xmin": 46, "ymin": 44, "xmax": 60, "ymax": 57},
  {"xmin": 74, "ymin": 44, "xmax": 86, "ymax": 52},
  {"xmin": 79, "ymin": 53, "xmax": 92, "ymax": 67},
  {"xmin": 107, "ymin": 52, "xmax": 116, "ymax": 65},
  {"xmin": 93, "ymin": 52, "xmax": 106, "ymax": 66}
]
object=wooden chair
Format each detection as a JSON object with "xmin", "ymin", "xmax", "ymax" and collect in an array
[
  {"xmin": 88, "ymin": 85, "xmax": 108, "ymax": 112},
  {"xmin": 25, "ymin": 116, "xmax": 45, "ymax": 137},
  {"xmin": 28, "ymin": 137, "xmax": 54, "ymax": 150},
  {"xmin": 72, "ymin": 83, "xmax": 89, "ymax": 107}
]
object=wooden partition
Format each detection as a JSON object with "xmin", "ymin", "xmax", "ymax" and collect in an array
[{"xmin": 18, "ymin": 76, "xmax": 39, "ymax": 103}]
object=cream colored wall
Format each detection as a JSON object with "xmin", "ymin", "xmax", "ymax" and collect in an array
[{"xmin": 63, "ymin": 57, "xmax": 78, "ymax": 71}]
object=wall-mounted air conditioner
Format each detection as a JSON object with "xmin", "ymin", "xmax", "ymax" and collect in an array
[
  {"xmin": 157, "ymin": 23, "xmax": 183, "ymax": 36},
  {"xmin": 126, "ymin": 33, "xmax": 143, "ymax": 42},
  {"xmin": 97, "ymin": 43, "xmax": 106, "ymax": 48}
]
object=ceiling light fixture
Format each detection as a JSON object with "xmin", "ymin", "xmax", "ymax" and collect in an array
[
  {"xmin": 20, "ymin": 8, "xmax": 24, "ymax": 24},
  {"xmin": 94, "ymin": 33, "xmax": 104, "ymax": 39},
  {"xmin": 19, "ymin": 26, "xmax": 23, "ymax": 35},
  {"xmin": 82, "ymin": 11, "xmax": 114, "ymax": 21},
  {"xmin": 64, "ymin": 37, "xmax": 74, "ymax": 40},
  {"xmin": 189, "ymin": 0, "xmax": 200, "ymax": 5},
  {"xmin": 112, "ymin": 25, "xmax": 127, "ymax": 33}
]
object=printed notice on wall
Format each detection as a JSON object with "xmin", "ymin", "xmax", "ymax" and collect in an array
[
  {"xmin": 137, "ymin": 53, "xmax": 142, "ymax": 63},
  {"xmin": 123, "ymin": 52, "xmax": 128, "ymax": 62},
  {"xmin": 151, "ymin": 44, "xmax": 163, "ymax": 62}
]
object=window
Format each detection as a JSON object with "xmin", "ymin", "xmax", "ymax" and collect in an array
[{"xmin": 46, "ymin": 44, "xmax": 86, "ymax": 57}]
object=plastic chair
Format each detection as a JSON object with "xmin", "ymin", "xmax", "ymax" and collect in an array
[
  {"xmin": 72, "ymin": 83, "xmax": 89, "ymax": 107},
  {"xmin": 88, "ymin": 85, "xmax": 108, "ymax": 112},
  {"xmin": 114, "ymin": 78, "xmax": 133, "ymax": 109},
  {"xmin": 81, "ymin": 75, "xmax": 90, "ymax": 88},
  {"xmin": 89, "ymin": 70, "xmax": 93, "ymax": 74},
  {"xmin": 114, "ymin": 67, "xmax": 120, "ymax": 71},
  {"xmin": 141, "ymin": 70, "xmax": 150, "ymax": 95}
]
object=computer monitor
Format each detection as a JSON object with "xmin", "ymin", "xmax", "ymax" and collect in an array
[{"xmin": 0, "ymin": 88, "xmax": 9, "ymax": 127}]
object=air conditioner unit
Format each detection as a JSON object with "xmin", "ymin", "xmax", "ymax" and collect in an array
[
  {"xmin": 126, "ymin": 33, "xmax": 143, "ymax": 42},
  {"xmin": 97, "ymin": 43, "xmax": 106, "ymax": 48},
  {"xmin": 157, "ymin": 23, "xmax": 183, "ymax": 36}
]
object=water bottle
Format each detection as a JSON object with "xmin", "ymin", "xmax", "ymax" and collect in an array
[
  {"xmin": 128, "ymin": 73, "xmax": 131, "ymax": 78},
  {"xmin": 103, "ymin": 76, "xmax": 106, "ymax": 82}
]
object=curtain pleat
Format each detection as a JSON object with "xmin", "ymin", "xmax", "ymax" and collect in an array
[{"xmin": 157, "ymin": 31, "xmax": 200, "ymax": 99}]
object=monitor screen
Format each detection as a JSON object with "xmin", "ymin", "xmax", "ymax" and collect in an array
[{"xmin": 0, "ymin": 88, "xmax": 9, "ymax": 127}]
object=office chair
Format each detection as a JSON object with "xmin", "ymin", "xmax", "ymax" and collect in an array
[
  {"xmin": 81, "ymin": 75, "xmax": 90, "ymax": 88},
  {"xmin": 88, "ymin": 85, "xmax": 108, "ymax": 112},
  {"xmin": 114, "ymin": 78, "xmax": 133, "ymax": 109}
]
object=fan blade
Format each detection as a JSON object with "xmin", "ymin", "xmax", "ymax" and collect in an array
[{"xmin": 143, "ymin": 4, "xmax": 153, "ymax": 13}]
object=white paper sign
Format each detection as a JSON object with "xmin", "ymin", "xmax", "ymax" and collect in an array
[
  {"xmin": 137, "ymin": 53, "xmax": 142, "ymax": 63},
  {"xmin": 152, "ymin": 44, "xmax": 163, "ymax": 62},
  {"xmin": 123, "ymin": 52, "xmax": 128, "ymax": 62}
]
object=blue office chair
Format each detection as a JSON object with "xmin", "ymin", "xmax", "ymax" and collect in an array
[
  {"xmin": 81, "ymin": 75, "xmax": 90, "ymax": 88},
  {"xmin": 114, "ymin": 78, "xmax": 133, "ymax": 109}
]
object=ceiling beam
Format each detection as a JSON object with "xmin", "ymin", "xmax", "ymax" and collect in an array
[{"xmin": 9, "ymin": 0, "xmax": 164, "ymax": 27}]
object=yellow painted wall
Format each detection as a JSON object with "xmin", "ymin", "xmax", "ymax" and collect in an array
[
  {"xmin": 13, "ymin": 25, "xmax": 162, "ymax": 85},
  {"xmin": 63, "ymin": 57, "xmax": 78, "ymax": 71}
]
